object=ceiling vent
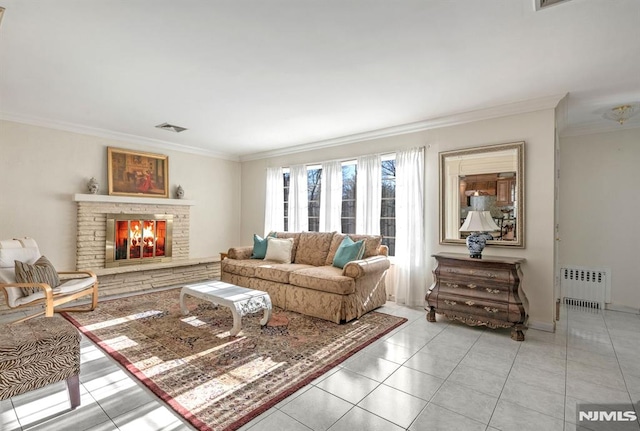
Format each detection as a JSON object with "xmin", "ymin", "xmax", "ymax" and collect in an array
[
  {"xmin": 534, "ymin": 0, "xmax": 572, "ymax": 10},
  {"xmin": 155, "ymin": 122, "xmax": 188, "ymax": 133}
]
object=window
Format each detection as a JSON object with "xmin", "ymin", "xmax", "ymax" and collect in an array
[
  {"xmin": 341, "ymin": 162, "xmax": 357, "ymax": 234},
  {"xmin": 283, "ymin": 170, "xmax": 290, "ymax": 232},
  {"xmin": 281, "ymin": 156, "xmax": 396, "ymax": 256},
  {"xmin": 380, "ymin": 157, "xmax": 396, "ymax": 256},
  {"xmin": 307, "ymin": 166, "xmax": 322, "ymax": 232}
]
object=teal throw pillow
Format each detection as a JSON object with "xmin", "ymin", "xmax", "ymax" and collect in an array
[
  {"xmin": 251, "ymin": 232, "xmax": 276, "ymax": 259},
  {"xmin": 332, "ymin": 236, "xmax": 365, "ymax": 269}
]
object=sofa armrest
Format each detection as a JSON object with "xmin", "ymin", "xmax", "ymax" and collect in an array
[
  {"xmin": 227, "ymin": 246, "xmax": 253, "ymax": 260},
  {"xmin": 377, "ymin": 244, "xmax": 389, "ymax": 256},
  {"xmin": 342, "ymin": 255, "xmax": 390, "ymax": 279}
]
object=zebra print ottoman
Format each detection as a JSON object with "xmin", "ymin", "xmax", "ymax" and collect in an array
[{"xmin": 0, "ymin": 315, "xmax": 81, "ymax": 409}]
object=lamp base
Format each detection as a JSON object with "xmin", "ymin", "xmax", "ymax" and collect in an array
[{"xmin": 466, "ymin": 232, "xmax": 486, "ymax": 259}]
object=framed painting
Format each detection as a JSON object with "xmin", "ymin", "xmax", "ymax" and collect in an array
[{"xmin": 107, "ymin": 147, "xmax": 169, "ymax": 198}]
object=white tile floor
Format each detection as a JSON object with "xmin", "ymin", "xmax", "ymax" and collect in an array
[{"xmin": 2, "ymin": 302, "xmax": 639, "ymax": 431}]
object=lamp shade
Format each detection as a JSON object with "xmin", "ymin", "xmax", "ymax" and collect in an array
[{"xmin": 459, "ymin": 211, "xmax": 500, "ymax": 232}]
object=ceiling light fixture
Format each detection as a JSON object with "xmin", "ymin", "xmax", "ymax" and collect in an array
[
  {"xmin": 155, "ymin": 123, "xmax": 188, "ymax": 133},
  {"xmin": 602, "ymin": 104, "xmax": 640, "ymax": 125}
]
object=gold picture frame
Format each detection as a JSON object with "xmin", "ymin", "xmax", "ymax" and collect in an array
[{"xmin": 107, "ymin": 147, "xmax": 169, "ymax": 198}]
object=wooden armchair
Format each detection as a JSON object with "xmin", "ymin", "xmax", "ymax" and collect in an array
[{"xmin": 0, "ymin": 238, "xmax": 98, "ymax": 324}]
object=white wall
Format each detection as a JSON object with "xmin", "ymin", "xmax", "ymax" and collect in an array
[
  {"xmin": 559, "ymin": 128, "xmax": 640, "ymax": 311},
  {"xmin": 240, "ymin": 109, "xmax": 558, "ymax": 328},
  {"xmin": 0, "ymin": 120, "xmax": 242, "ymax": 269}
]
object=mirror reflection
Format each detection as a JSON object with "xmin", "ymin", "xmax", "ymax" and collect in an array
[{"xmin": 440, "ymin": 142, "xmax": 524, "ymax": 247}]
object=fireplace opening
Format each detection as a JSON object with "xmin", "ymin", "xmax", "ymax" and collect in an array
[{"xmin": 106, "ymin": 214, "xmax": 173, "ymax": 267}]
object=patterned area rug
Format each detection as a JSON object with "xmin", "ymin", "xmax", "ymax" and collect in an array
[{"xmin": 62, "ymin": 288, "xmax": 406, "ymax": 431}]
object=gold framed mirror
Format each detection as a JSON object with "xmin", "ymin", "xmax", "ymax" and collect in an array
[{"xmin": 440, "ymin": 141, "xmax": 525, "ymax": 248}]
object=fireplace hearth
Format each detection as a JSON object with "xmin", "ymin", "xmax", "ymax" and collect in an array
[{"xmin": 105, "ymin": 213, "xmax": 173, "ymax": 267}]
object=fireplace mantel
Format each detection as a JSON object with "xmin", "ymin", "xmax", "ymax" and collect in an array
[{"xmin": 73, "ymin": 193, "xmax": 195, "ymax": 206}]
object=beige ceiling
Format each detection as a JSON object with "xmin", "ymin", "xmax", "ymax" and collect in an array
[{"xmin": 1, "ymin": 0, "xmax": 639, "ymax": 160}]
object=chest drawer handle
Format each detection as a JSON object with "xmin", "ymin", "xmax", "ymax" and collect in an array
[
  {"xmin": 484, "ymin": 307, "xmax": 499, "ymax": 313},
  {"xmin": 444, "ymin": 300, "xmax": 457, "ymax": 306},
  {"xmin": 446, "ymin": 283, "xmax": 459, "ymax": 288},
  {"xmin": 486, "ymin": 288, "xmax": 501, "ymax": 294},
  {"xmin": 467, "ymin": 284, "xmax": 476, "ymax": 289},
  {"xmin": 465, "ymin": 300, "xmax": 475, "ymax": 306}
]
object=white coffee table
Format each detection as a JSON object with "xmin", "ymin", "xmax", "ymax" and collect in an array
[{"xmin": 180, "ymin": 280, "xmax": 272, "ymax": 336}]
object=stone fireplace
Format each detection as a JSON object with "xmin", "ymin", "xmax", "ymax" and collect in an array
[{"xmin": 73, "ymin": 194, "xmax": 219, "ymax": 298}]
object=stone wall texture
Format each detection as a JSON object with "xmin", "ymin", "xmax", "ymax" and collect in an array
[{"xmin": 76, "ymin": 201, "xmax": 190, "ymax": 270}]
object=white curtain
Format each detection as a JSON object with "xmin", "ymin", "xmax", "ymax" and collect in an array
[
  {"xmin": 356, "ymin": 154, "xmax": 381, "ymax": 234},
  {"xmin": 394, "ymin": 147, "xmax": 427, "ymax": 306},
  {"xmin": 264, "ymin": 167, "xmax": 284, "ymax": 235},
  {"xmin": 319, "ymin": 161, "xmax": 343, "ymax": 232},
  {"xmin": 288, "ymin": 164, "xmax": 309, "ymax": 232}
]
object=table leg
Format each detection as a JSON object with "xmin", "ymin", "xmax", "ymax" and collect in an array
[
  {"xmin": 260, "ymin": 296, "xmax": 272, "ymax": 326},
  {"xmin": 180, "ymin": 289, "xmax": 189, "ymax": 316},
  {"xmin": 230, "ymin": 306, "xmax": 242, "ymax": 336}
]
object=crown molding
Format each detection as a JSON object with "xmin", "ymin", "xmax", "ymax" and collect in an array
[
  {"xmin": 2, "ymin": 93, "xmax": 567, "ymax": 163},
  {"xmin": 240, "ymin": 93, "xmax": 567, "ymax": 162},
  {"xmin": 0, "ymin": 112, "xmax": 240, "ymax": 162}
]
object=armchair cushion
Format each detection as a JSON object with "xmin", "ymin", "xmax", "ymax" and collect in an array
[
  {"xmin": 15, "ymin": 255, "xmax": 61, "ymax": 296},
  {"xmin": 0, "ymin": 245, "xmax": 40, "ymax": 269},
  {"xmin": 13, "ymin": 274, "xmax": 97, "ymax": 307}
]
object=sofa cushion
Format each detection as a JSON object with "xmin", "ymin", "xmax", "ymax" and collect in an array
[
  {"xmin": 251, "ymin": 232, "xmax": 275, "ymax": 259},
  {"xmin": 221, "ymin": 258, "xmax": 267, "ymax": 278},
  {"xmin": 332, "ymin": 237, "xmax": 365, "ymax": 269},
  {"xmin": 325, "ymin": 234, "xmax": 382, "ymax": 264},
  {"xmin": 289, "ymin": 266, "xmax": 355, "ymax": 295},
  {"xmin": 325, "ymin": 233, "xmax": 346, "ymax": 265},
  {"xmin": 264, "ymin": 237, "xmax": 294, "ymax": 264},
  {"xmin": 273, "ymin": 232, "xmax": 301, "ymax": 261},
  {"xmin": 348, "ymin": 234, "xmax": 382, "ymax": 258},
  {"xmin": 254, "ymin": 263, "xmax": 314, "ymax": 284},
  {"xmin": 294, "ymin": 232, "xmax": 335, "ymax": 266}
]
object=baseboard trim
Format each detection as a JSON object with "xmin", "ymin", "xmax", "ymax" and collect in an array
[
  {"xmin": 605, "ymin": 303, "xmax": 640, "ymax": 315},
  {"xmin": 528, "ymin": 320, "xmax": 556, "ymax": 333}
]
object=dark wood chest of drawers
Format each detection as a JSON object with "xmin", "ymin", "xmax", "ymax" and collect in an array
[{"xmin": 426, "ymin": 252, "xmax": 528, "ymax": 341}]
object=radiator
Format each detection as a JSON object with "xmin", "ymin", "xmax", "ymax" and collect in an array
[{"xmin": 560, "ymin": 266, "xmax": 610, "ymax": 310}]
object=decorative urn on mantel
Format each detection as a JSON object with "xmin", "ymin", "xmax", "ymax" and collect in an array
[
  {"xmin": 87, "ymin": 177, "xmax": 100, "ymax": 194},
  {"xmin": 175, "ymin": 185, "xmax": 185, "ymax": 199}
]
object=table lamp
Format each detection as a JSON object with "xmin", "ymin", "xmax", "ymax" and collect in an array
[{"xmin": 459, "ymin": 210, "xmax": 500, "ymax": 258}]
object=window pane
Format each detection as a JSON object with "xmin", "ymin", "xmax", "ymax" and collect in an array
[
  {"xmin": 341, "ymin": 219, "xmax": 356, "ymax": 234},
  {"xmin": 381, "ymin": 179, "xmax": 395, "ymax": 198},
  {"xmin": 341, "ymin": 200, "xmax": 356, "ymax": 217},
  {"xmin": 307, "ymin": 168, "xmax": 321, "ymax": 231},
  {"xmin": 380, "ymin": 159, "xmax": 395, "ymax": 256},
  {"xmin": 307, "ymin": 169, "xmax": 321, "ymax": 201},
  {"xmin": 381, "ymin": 237, "xmax": 395, "ymax": 257},
  {"xmin": 381, "ymin": 198, "xmax": 395, "ymax": 217},
  {"xmin": 380, "ymin": 219, "xmax": 396, "ymax": 237},
  {"xmin": 309, "ymin": 201, "xmax": 320, "ymax": 217},
  {"xmin": 342, "ymin": 165, "xmax": 356, "ymax": 200},
  {"xmin": 308, "ymin": 218, "xmax": 319, "ymax": 232}
]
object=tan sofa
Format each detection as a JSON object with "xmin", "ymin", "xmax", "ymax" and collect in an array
[{"xmin": 221, "ymin": 232, "xmax": 390, "ymax": 323}]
